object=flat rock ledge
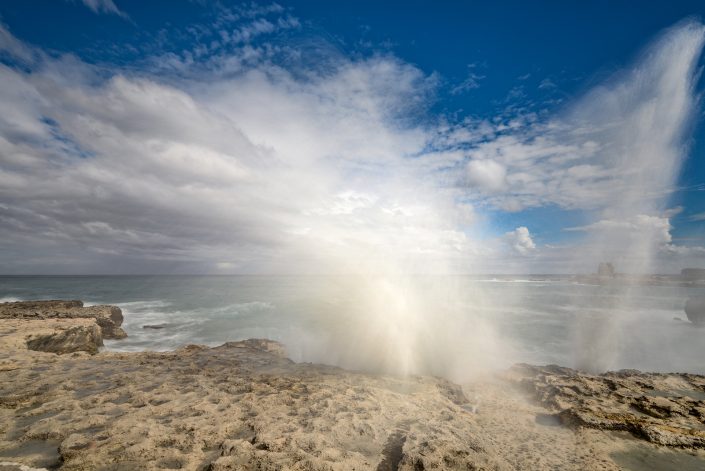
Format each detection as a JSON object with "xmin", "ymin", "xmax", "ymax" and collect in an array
[
  {"xmin": 0, "ymin": 318, "xmax": 103, "ymax": 356},
  {"xmin": 0, "ymin": 300, "xmax": 129, "ymax": 356},
  {"xmin": 0, "ymin": 337, "xmax": 510, "ymax": 471},
  {"xmin": 509, "ymin": 364, "xmax": 705, "ymax": 448},
  {"xmin": 2, "ymin": 301, "xmax": 705, "ymax": 469},
  {"xmin": 0, "ymin": 300, "xmax": 126, "ymax": 343}
]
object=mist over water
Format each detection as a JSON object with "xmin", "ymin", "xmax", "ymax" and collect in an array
[
  {"xmin": 277, "ymin": 19, "xmax": 705, "ymax": 378},
  {"xmin": 563, "ymin": 20, "xmax": 705, "ymax": 372},
  {"xmin": 3, "ymin": 275, "xmax": 705, "ymax": 382}
]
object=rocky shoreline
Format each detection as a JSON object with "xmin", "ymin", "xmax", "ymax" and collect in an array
[
  {"xmin": 0, "ymin": 301, "xmax": 126, "ymax": 355},
  {"xmin": 1, "ymin": 301, "xmax": 704, "ymax": 470},
  {"xmin": 509, "ymin": 364, "xmax": 705, "ymax": 448}
]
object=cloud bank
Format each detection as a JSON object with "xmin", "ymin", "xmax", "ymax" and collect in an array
[{"xmin": 0, "ymin": 15, "xmax": 704, "ymax": 275}]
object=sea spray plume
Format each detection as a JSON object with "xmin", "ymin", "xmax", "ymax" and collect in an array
[
  {"xmin": 566, "ymin": 19, "xmax": 705, "ymax": 272},
  {"xmin": 299, "ymin": 274, "xmax": 506, "ymax": 382},
  {"xmin": 7, "ymin": 12, "xmax": 703, "ymax": 379},
  {"xmin": 276, "ymin": 185, "xmax": 508, "ymax": 382},
  {"xmin": 562, "ymin": 19, "xmax": 705, "ymax": 371},
  {"xmin": 436, "ymin": 18, "xmax": 705, "ymax": 372},
  {"xmin": 0, "ymin": 24, "xmax": 507, "ymax": 379}
]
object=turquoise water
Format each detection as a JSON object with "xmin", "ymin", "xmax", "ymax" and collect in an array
[{"xmin": 1, "ymin": 275, "xmax": 704, "ymax": 375}]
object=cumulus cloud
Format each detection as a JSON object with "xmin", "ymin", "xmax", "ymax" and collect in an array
[
  {"xmin": 504, "ymin": 226, "xmax": 536, "ymax": 256},
  {"xmin": 563, "ymin": 213, "xmax": 705, "ymax": 272},
  {"xmin": 566, "ymin": 214, "xmax": 672, "ymax": 249}
]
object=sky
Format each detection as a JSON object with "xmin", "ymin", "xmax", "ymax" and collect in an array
[{"xmin": 1, "ymin": 0, "xmax": 705, "ymax": 274}]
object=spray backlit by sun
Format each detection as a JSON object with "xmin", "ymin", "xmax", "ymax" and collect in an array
[{"xmin": 278, "ymin": 19, "xmax": 705, "ymax": 379}]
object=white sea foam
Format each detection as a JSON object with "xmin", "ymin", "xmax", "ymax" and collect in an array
[{"xmin": 115, "ymin": 300, "xmax": 172, "ymax": 309}]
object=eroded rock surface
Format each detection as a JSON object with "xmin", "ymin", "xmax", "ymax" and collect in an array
[
  {"xmin": 25, "ymin": 323, "xmax": 103, "ymax": 355},
  {"xmin": 510, "ymin": 364, "xmax": 705, "ymax": 448},
  {"xmin": 0, "ymin": 300, "xmax": 126, "ymax": 340},
  {"xmin": 2, "ymin": 300, "xmax": 705, "ymax": 469},
  {"xmin": 0, "ymin": 339, "xmax": 512, "ymax": 471},
  {"xmin": 1, "ymin": 319, "xmax": 103, "ymax": 356}
]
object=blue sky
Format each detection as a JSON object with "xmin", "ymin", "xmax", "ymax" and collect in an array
[{"xmin": 1, "ymin": 0, "xmax": 705, "ymax": 273}]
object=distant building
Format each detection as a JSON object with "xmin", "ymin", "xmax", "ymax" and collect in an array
[
  {"xmin": 597, "ymin": 262, "xmax": 616, "ymax": 277},
  {"xmin": 681, "ymin": 268, "xmax": 705, "ymax": 281}
]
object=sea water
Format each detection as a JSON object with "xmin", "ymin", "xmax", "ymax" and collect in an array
[{"xmin": 1, "ymin": 275, "xmax": 704, "ymax": 374}]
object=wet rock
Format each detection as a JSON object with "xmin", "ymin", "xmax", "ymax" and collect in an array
[
  {"xmin": 142, "ymin": 323, "xmax": 170, "ymax": 330},
  {"xmin": 82, "ymin": 305, "xmax": 126, "ymax": 339}
]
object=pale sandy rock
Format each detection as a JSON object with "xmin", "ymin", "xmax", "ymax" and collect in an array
[
  {"xmin": 509, "ymin": 364, "xmax": 705, "ymax": 448},
  {"xmin": 0, "ymin": 319, "xmax": 102, "ymax": 356},
  {"xmin": 26, "ymin": 323, "xmax": 102, "ymax": 355},
  {"xmin": 0, "ymin": 462, "xmax": 49, "ymax": 471},
  {"xmin": 2, "ymin": 302, "xmax": 705, "ymax": 470},
  {"xmin": 0, "ymin": 301, "xmax": 126, "ymax": 340},
  {"xmin": 0, "ymin": 339, "xmax": 513, "ymax": 470}
]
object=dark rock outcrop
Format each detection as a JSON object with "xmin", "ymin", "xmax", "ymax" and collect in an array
[{"xmin": 142, "ymin": 323, "xmax": 169, "ymax": 330}]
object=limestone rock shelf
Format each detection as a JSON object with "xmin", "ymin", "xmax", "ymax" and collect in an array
[
  {"xmin": 510, "ymin": 364, "xmax": 705, "ymax": 448},
  {"xmin": 0, "ymin": 300, "xmax": 126, "ymax": 340},
  {"xmin": 1, "ymin": 300, "xmax": 705, "ymax": 470}
]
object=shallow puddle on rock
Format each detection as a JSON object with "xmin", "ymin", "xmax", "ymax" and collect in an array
[
  {"xmin": 610, "ymin": 437, "xmax": 705, "ymax": 471},
  {"xmin": 534, "ymin": 413, "xmax": 562, "ymax": 427},
  {"xmin": 73, "ymin": 382, "xmax": 115, "ymax": 399},
  {"xmin": 0, "ymin": 439, "xmax": 62, "ymax": 469},
  {"xmin": 6, "ymin": 410, "xmax": 56, "ymax": 440}
]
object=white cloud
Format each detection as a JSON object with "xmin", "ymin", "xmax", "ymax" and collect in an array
[
  {"xmin": 1, "ymin": 17, "xmax": 705, "ymax": 275},
  {"xmin": 0, "ymin": 24, "xmax": 465, "ymax": 274},
  {"xmin": 663, "ymin": 206, "xmax": 683, "ymax": 218},
  {"xmin": 538, "ymin": 78, "xmax": 556, "ymax": 89},
  {"xmin": 0, "ymin": 24, "xmax": 37, "ymax": 64},
  {"xmin": 439, "ymin": 19, "xmax": 705, "ymax": 273},
  {"xmin": 465, "ymin": 159, "xmax": 506, "ymax": 192},
  {"xmin": 450, "ymin": 65, "xmax": 484, "ymax": 95},
  {"xmin": 77, "ymin": 0, "xmax": 127, "ymax": 18},
  {"xmin": 450, "ymin": 20, "xmax": 705, "ymax": 218},
  {"xmin": 566, "ymin": 215, "xmax": 673, "ymax": 246},
  {"xmin": 565, "ymin": 214, "xmax": 705, "ymax": 271},
  {"xmin": 504, "ymin": 226, "xmax": 536, "ymax": 256}
]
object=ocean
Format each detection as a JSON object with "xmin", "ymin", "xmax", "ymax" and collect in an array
[{"xmin": 2, "ymin": 275, "xmax": 704, "ymax": 376}]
